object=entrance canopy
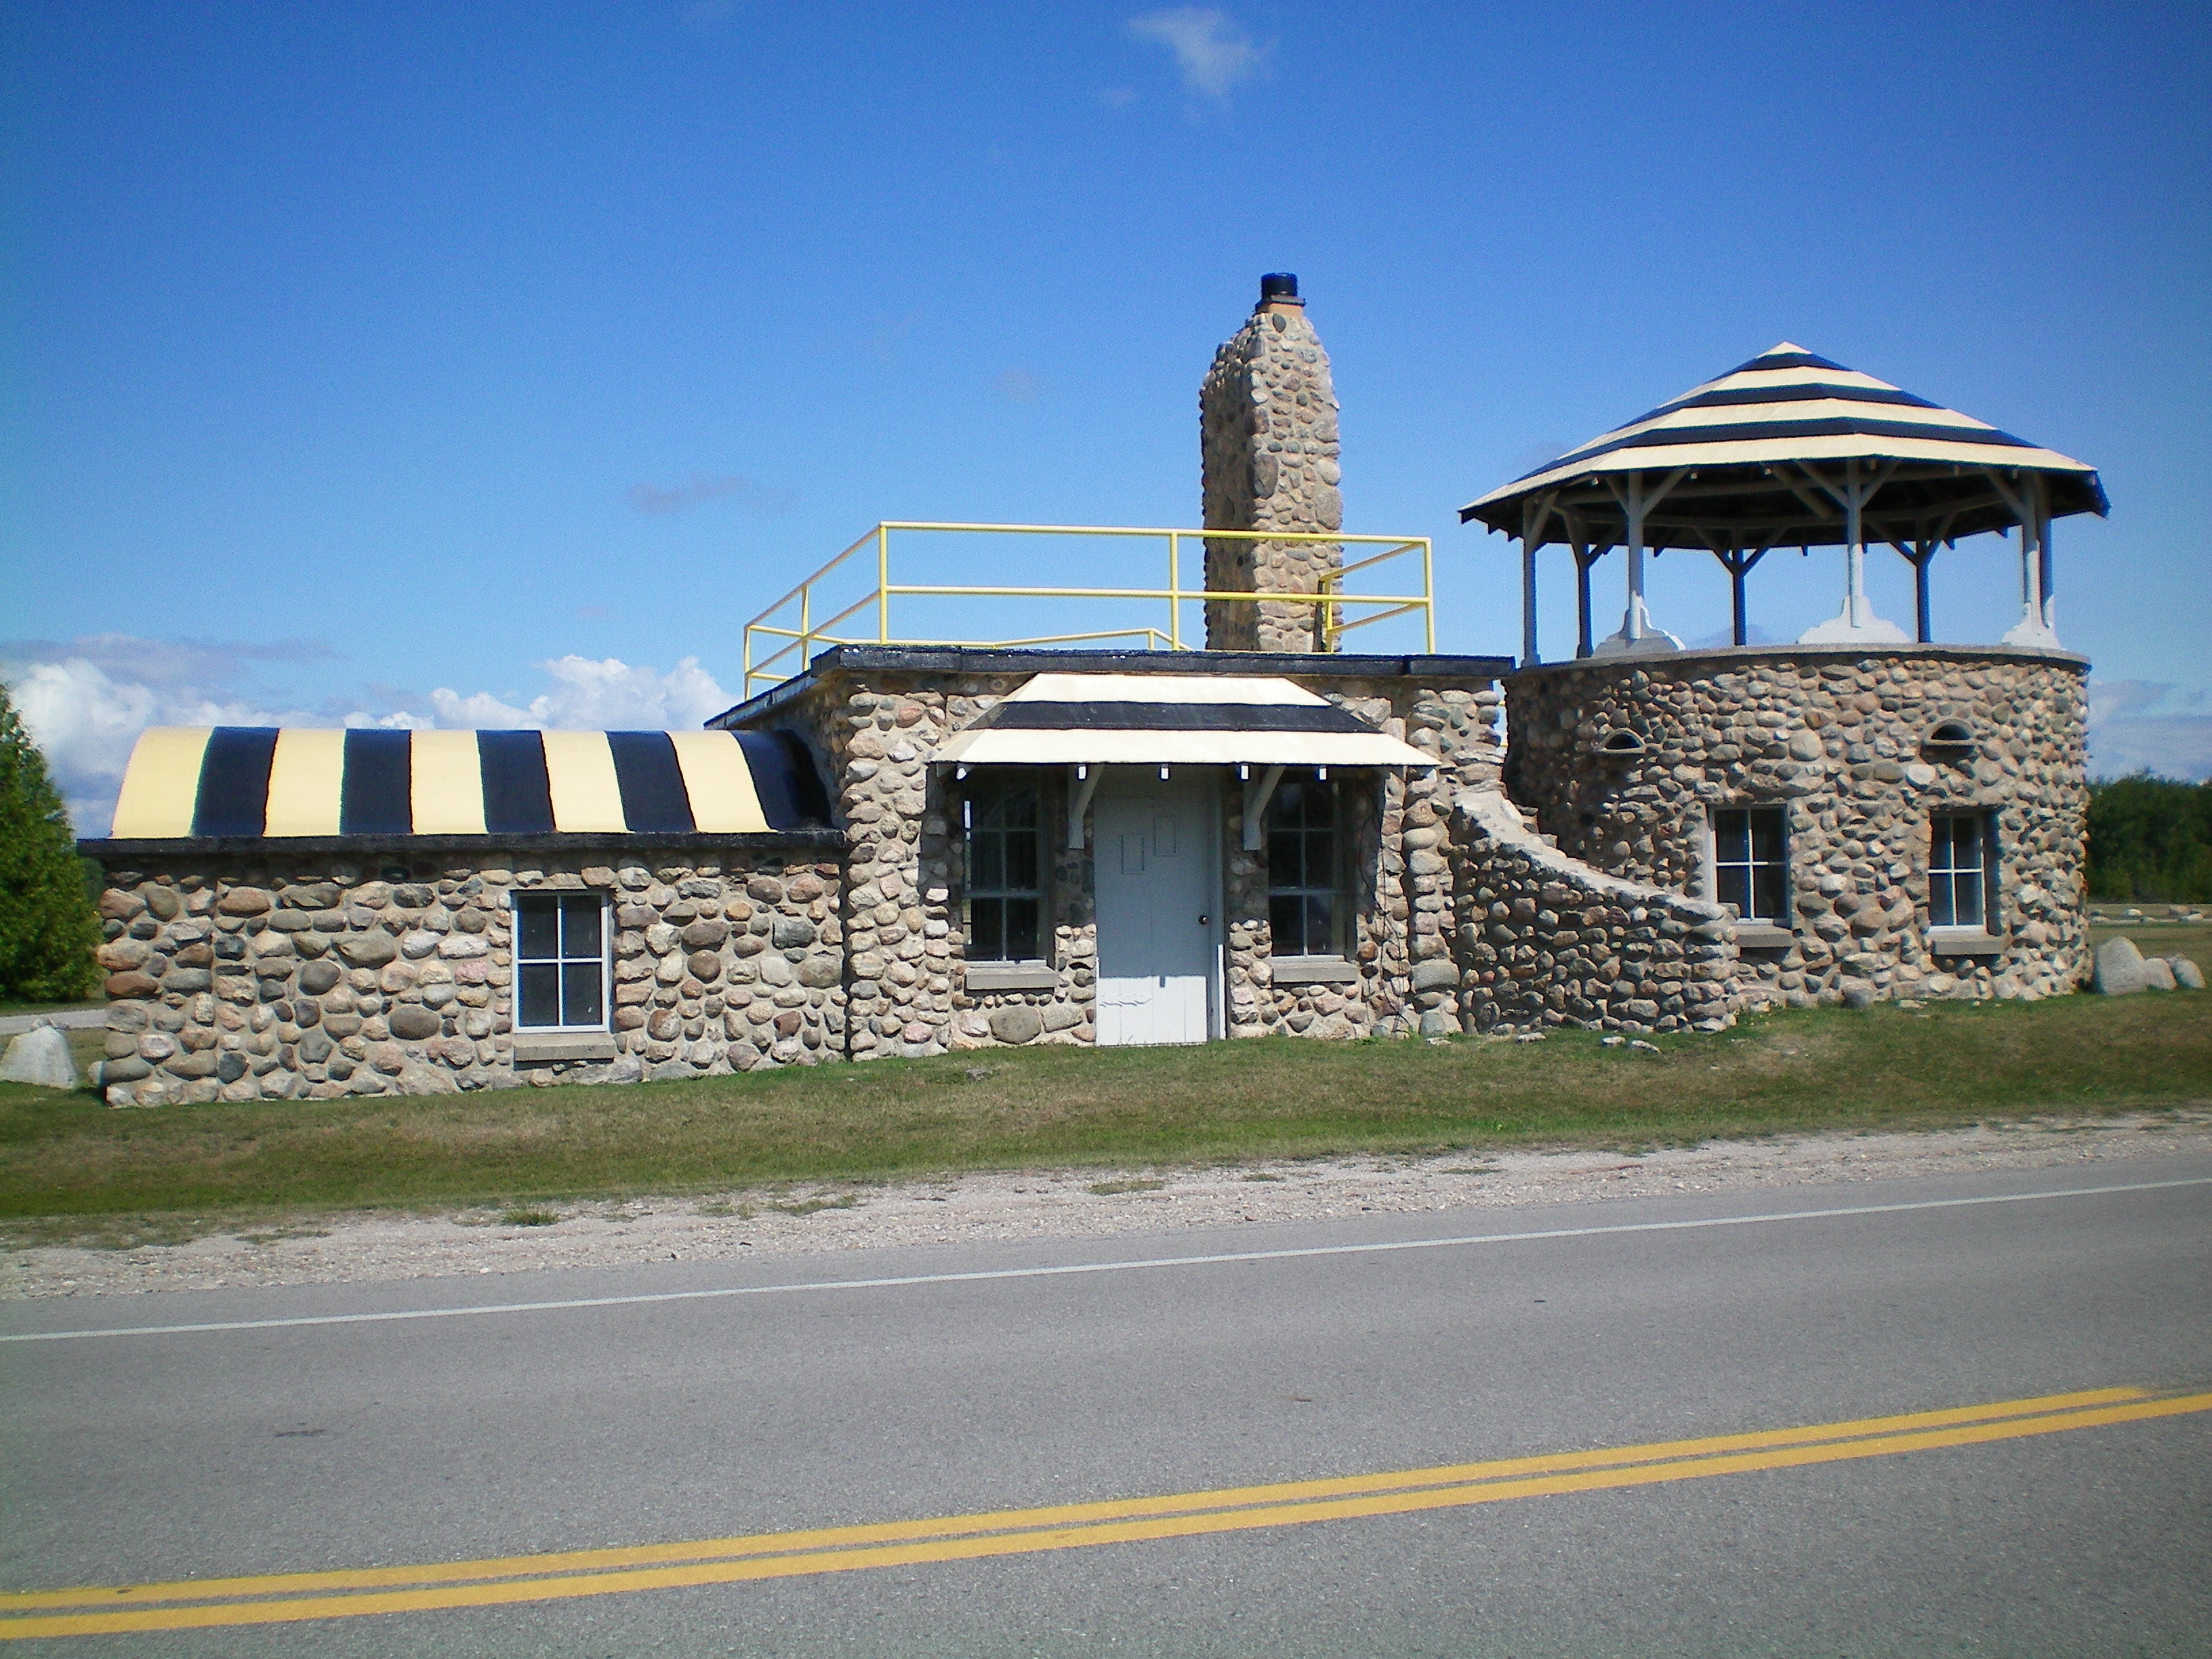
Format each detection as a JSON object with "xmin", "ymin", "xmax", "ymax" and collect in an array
[{"xmin": 933, "ymin": 674, "xmax": 1433, "ymax": 769}]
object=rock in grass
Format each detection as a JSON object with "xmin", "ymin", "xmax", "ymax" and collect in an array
[
  {"xmin": 2094, "ymin": 937, "xmax": 2147, "ymax": 996},
  {"xmin": 2140, "ymin": 956, "xmax": 2176, "ymax": 991},
  {"xmin": 0, "ymin": 1023, "xmax": 79, "ymax": 1089},
  {"xmin": 2169, "ymin": 956, "xmax": 2206, "ymax": 991}
]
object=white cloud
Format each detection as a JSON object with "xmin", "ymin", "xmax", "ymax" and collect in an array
[
  {"xmin": 1127, "ymin": 7, "xmax": 1265, "ymax": 98},
  {"xmin": 2087, "ymin": 681, "xmax": 2212, "ymax": 781},
  {"xmin": 424, "ymin": 655, "xmax": 732, "ymax": 732},
  {"xmin": 2, "ymin": 638, "xmax": 734, "ymax": 838}
]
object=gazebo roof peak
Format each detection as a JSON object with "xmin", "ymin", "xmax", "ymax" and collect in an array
[{"xmin": 1461, "ymin": 343, "xmax": 2108, "ymax": 550}]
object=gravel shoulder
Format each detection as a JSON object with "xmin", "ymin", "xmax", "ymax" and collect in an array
[{"xmin": 8, "ymin": 1109, "xmax": 2209, "ymax": 1301}]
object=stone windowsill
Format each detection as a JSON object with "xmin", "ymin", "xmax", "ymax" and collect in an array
[
  {"xmin": 964, "ymin": 962, "xmax": 1060, "ymax": 992},
  {"xmin": 1927, "ymin": 928, "xmax": 2005, "ymax": 958},
  {"xmin": 512, "ymin": 1031, "xmax": 618, "ymax": 1063},
  {"xmin": 1733, "ymin": 924, "xmax": 1796, "ymax": 950},
  {"xmin": 1270, "ymin": 955, "xmax": 1361, "ymax": 985}
]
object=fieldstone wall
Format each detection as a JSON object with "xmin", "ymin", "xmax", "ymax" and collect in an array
[
  {"xmin": 89, "ymin": 847, "xmax": 844, "ymax": 1105},
  {"xmin": 754, "ymin": 661, "xmax": 1507, "ymax": 1052},
  {"xmin": 1450, "ymin": 790, "xmax": 1738, "ymax": 1036},
  {"xmin": 1200, "ymin": 299, "xmax": 1343, "ymax": 652},
  {"xmin": 1222, "ymin": 681, "xmax": 1505, "ymax": 1038},
  {"xmin": 1502, "ymin": 645, "xmax": 2089, "ymax": 1004}
]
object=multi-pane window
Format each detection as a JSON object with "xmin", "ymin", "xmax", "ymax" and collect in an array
[
  {"xmin": 966, "ymin": 779, "xmax": 1043, "ymax": 962},
  {"xmin": 1267, "ymin": 775, "xmax": 1340, "ymax": 956},
  {"xmin": 514, "ymin": 893, "xmax": 608, "ymax": 1030},
  {"xmin": 1929, "ymin": 813, "xmax": 1994, "ymax": 928},
  {"xmin": 1711, "ymin": 806, "xmax": 1787, "ymax": 923}
]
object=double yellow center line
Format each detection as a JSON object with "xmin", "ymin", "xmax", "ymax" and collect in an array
[{"xmin": 5, "ymin": 1385, "xmax": 2206, "ymax": 1639}]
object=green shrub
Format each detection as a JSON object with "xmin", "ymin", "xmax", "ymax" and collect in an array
[{"xmin": 0, "ymin": 685, "xmax": 102, "ymax": 1002}]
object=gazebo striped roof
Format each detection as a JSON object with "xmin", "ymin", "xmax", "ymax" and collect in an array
[
  {"xmin": 1460, "ymin": 344, "xmax": 2108, "ymax": 550},
  {"xmin": 96, "ymin": 726, "xmax": 832, "ymax": 846}
]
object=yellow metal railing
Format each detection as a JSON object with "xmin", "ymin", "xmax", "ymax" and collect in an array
[{"xmin": 741, "ymin": 522, "xmax": 1435, "ymax": 694}]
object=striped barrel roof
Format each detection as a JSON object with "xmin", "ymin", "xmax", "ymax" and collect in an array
[
  {"xmin": 98, "ymin": 728, "xmax": 832, "ymax": 845},
  {"xmin": 1460, "ymin": 344, "xmax": 2107, "ymax": 548}
]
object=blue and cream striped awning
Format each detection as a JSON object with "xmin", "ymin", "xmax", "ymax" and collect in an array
[
  {"xmin": 1460, "ymin": 343, "xmax": 2108, "ymax": 549},
  {"xmin": 98, "ymin": 728, "xmax": 832, "ymax": 845},
  {"xmin": 933, "ymin": 674, "xmax": 1433, "ymax": 769}
]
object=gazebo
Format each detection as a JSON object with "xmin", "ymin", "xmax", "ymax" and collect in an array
[{"xmin": 1460, "ymin": 344, "xmax": 2108, "ymax": 661}]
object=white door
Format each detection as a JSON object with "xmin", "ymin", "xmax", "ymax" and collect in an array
[{"xmin": 1092, "ymin": 774, "xmax": 1219, "ymax": 1046}]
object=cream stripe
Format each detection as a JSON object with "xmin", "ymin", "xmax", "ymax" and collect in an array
[
  {"xmin": 668, "ymin": 731, "xmax": 766, "ymax": 833},
  {"xmin": 109, "ymin": 729, "xmax": 211, "ymax": 838},
  {"xmin": 261, "ymin": 730, "xmax": 346, "ymax": 837},
  {"xmin": 541, "ymin": 731, "xmax": 626, "ymax": 833},
  {"xmin": 410, "ymin": 731, "xmax": 487, "ymax": 836},
  {"xmin": 1008, "ymin": 673, "xmax": 1329, "ymax": 705}
]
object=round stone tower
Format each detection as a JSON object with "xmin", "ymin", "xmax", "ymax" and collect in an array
[{"xmin": 1503, "ymin": 644, "xmax": 2090, "ymax": 1004}]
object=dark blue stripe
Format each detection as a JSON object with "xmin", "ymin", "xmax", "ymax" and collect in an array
[
  {"xmin": 1623, "ymin": 384, "xmax": 1945, "ymax": 428},
  {"xmin": 606, "ymin": 731, "xmax": 695, "ymax": 834},
  {"xmin": 477, "ymin": 731, "xmax": 554, "ymax": 835},
  {"xmin": 734, "ymin": 730, "xmax": 829, "ymax": 830},
  {"xmin": 1530, "ymin": 415, "xmax": 2039, "ymax": 478},
  {"xmin": 340, "ymin": 730, "xmax": 413, "ymax": 836},
  {"xmin": 1729, "ymin": 349, "xmax": 1850, "ymax": 373},
  {"xmin": 192, "ymin": 728, "xmax": 279, "ymax": 838}
]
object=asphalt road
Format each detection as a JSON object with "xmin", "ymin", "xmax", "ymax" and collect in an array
[{"xmin": 4, "ymin": 1156, "xmax": 2209, "ymax": 1656}]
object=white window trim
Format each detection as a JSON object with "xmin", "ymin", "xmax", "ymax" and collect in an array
[
  {"xmin": 1706, "ymin": 804, "xmax": 1789, "ymax": 926},
  {"xmin": 1927, "ymin": 811, "xmax": 2001, "ymax": 937},
  {"xmin": 510, "ymin": 889, "xmax": 613, "ymax": 1033}
]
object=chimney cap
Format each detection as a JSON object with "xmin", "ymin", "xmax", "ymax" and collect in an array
[{"xmin": 1258, "ymin": 272, "xmax": 1302, "ymax": 308}]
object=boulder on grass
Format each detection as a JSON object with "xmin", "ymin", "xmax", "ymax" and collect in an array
[
  {"xmin": 2169, "ymin": 956, "xmax": 2205, "ymax": 991},
  {"xmin": 2094, "ymin": 937, "xmax": 2147, "ymax": 996},
  {"xmin": 0, "ymin": 1023, "xmax": 79, "ymax": 1089},
  {"xmin": 2140, "ymin": 956, "xmax": 2176, "ymax": 991}
]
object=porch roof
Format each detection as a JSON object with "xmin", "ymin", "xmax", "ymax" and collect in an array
[{"xmin": 932, "ymin": 674, "xmax": 1435, "ymax": 769}]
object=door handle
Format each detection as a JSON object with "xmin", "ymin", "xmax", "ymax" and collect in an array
[{"xmin": 1198, "ymin": 914, "xmax": 1210, "ymax": 926}]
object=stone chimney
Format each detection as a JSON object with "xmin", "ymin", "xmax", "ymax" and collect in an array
[{"xmin": 1200, "ymin": 273, "xmax": 1343, "ymax": 652}]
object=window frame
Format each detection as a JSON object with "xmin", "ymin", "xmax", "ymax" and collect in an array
[
  {"xmin": 1707, "ymin": 804, "xmax": 1789, "ymax": 924},
  {"xmin": 1927, "ymin": 811, "xmax": 1999, "ymax": 932},
  {"xmin": 962, "ymin": 772, "xmax": 1048, "ymax": 966},
  {"xmin": 1265, "ymin": 771, "xmax": 1347, "ymax": 959},
  {"xmin": 511, "ymin": 890, "xmax": 613, "ymax": 1032}
]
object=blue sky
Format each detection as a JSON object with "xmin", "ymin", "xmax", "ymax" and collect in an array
[{"xmin": 5, "ymin": 1, "xmax": 2208, "ymax": 830}]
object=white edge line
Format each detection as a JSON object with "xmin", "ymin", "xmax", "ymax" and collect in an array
[{"xmin": 5, "ymin": 1176, "xmax": 2208, "ymax": 1344}]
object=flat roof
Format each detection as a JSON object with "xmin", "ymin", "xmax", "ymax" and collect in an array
[{"xmin": 708, "ymin": 647, "xmax": 1514, "ymax": 730}]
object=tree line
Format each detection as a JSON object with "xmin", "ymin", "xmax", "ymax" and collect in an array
[{"xmin": 2085, "ymin": 774, "xmax": 2212, "ymax": 904}]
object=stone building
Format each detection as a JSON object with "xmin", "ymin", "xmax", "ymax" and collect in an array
[{"xmin": 79, "ymin": 288, "xmax": 2104, "ymax": 1101}]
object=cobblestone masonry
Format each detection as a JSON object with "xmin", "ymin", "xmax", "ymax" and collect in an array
[
  {"xmin": 1502, "ymin": 645, "xmax": 2089, "ymax": 1004},
  {"xmin": 754, "ymin": 659, "xmax": 1505, "ymax": 1055},
  {"xmin": 1450, "ymin": 789, "xmax": 1737, "ymax": 1036},
  {"xmin": 90, "ymin": 849, "xmax": 844, "ymax": 1103},
  {"xmin": 1200, "ymin": 298, "xmax": 1343, "ymax": 652}
]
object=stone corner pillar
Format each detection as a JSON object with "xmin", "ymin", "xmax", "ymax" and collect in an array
[{"xmin": 1200, "ymin": 274, "xmax": 1343, "ymax": 653}]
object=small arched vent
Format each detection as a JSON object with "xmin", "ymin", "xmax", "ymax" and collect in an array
[
  {"xmin": 1923, "ymin": 722, "xmax": 1976, "ymax": 758},
  {"xmin": 1595, "ymin": 730, "xmax": 1646, "ymax": 758}
]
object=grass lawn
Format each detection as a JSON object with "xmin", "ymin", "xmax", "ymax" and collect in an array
[{"xmin": 3, "ymin": 990, "xmax": 2209, "ymax": 1248}]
